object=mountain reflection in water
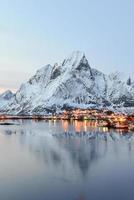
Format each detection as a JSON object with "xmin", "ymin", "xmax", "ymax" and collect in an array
[{"xmin": 0, "ymin": 119, "xmax": 134, "ymax": 200}]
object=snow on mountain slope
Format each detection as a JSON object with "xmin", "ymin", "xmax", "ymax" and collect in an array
[
  {"xmin": 107, "ymin": 72, "xmax": 134, "ymax": 106},
  {"xmin": 0, "ymin": 51, "xmax": 134, "ymax": 115},
  {"xmin": 0, "ymin": 90, "xmax": 14, "ymax": 110},
  {"xmin": 0, "ymin": 90, "xmax": 14, "ymax": 100}
]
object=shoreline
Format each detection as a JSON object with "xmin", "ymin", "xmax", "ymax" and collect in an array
[{"xmin": 0, "ymin": 113, "xmax": 134, "ymax": 131}]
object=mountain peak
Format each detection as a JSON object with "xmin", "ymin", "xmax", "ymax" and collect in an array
[
  {"xmin": 0, "ymin": 90, "xmax": 14, "ymax": 100},
  {"xmin": 62, "ymin": 51, "xmax": 86, "ymax": 67},
  {"xmin": 61, "ymin": 51, "xmax": 91, "ymax": 74}
]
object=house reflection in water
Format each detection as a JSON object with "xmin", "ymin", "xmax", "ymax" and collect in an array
[{"xmin": 61, "ymin": 120, "xmax": 102, "ymax": 133}]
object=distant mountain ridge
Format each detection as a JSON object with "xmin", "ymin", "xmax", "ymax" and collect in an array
[{"xmin": 0, "ymin": 51, "xmax": 134, "ymax": 115}]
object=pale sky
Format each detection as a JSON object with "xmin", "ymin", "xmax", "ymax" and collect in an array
[{"xmin": 0, "ymin": 0, "xmax": 134, "ymax": 93}]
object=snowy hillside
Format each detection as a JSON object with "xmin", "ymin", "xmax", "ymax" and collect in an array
[
  {"xmin": 0, "ymin": 51, "xmax": 134, "ymax": 115},
  {"xmin": 0, "ymin": 90, "xmax": 14, "ymax": 110}
]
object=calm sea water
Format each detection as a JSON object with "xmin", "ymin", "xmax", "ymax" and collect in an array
[{"xmin": 0, "ymin": 119, "xmax": 134, "ymax": 200}]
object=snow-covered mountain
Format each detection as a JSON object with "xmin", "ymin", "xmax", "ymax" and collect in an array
[
  {"xmin": 0, "ymin": 90, "xmax": 14, "ymax": 110},
  {"xmin": 0, "ymin": 90, "xmax": 14, "ymax": 100},
  {"xmin": 0, "ymin": 51, "xmax": 134, "ymax": 115}
]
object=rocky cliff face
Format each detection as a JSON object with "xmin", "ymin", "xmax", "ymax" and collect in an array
[{"xmin": 0, "ymin": 51, "xmax": 134, "ymax": 115}]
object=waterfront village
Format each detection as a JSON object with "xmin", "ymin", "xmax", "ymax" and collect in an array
[{"xmin": 0, "ymin": 108, "xmax": 134, "ymax": 131}]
